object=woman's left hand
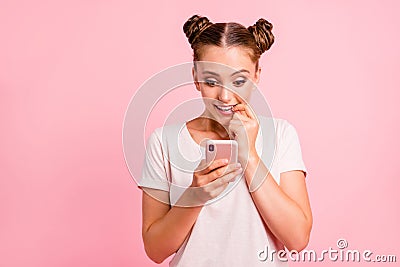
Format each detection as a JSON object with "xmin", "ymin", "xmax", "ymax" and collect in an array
[{"xmin": 228, "ymin": 103, "xmax": 259, "ymax": 165}]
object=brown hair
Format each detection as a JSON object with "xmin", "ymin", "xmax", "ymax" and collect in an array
[{"xmin": 183, "ymin": 15, "xmax": 274, "ymax": 69}]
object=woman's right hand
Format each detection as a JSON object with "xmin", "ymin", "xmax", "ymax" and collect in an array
[{"xmin": 189, "ymin": 159, "xmax": 242, "ymax": 205}]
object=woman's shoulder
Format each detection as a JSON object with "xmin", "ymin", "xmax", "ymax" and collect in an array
[
  {"xmin": 148, "ymin": 122, "xmax": 187, "ymax": 140},
  {"xmin": 258, "ymin": 115, "xmax": 295, "ymax": 132}
]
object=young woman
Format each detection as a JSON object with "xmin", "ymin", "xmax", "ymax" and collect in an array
[{"xmin": 138, "ymin": 15, "xmax": 312, "ymax": 266}]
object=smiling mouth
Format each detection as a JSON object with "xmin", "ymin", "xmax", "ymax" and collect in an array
[{"xmin": 214, "ymin": 103, "xmax": 239, "ymax": 112}]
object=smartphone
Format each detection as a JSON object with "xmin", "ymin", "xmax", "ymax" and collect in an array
[
  {"xmin": 206, "ymin": 139, "xmax": 238, "ymax": 167},
  {"xmin": 206, "ymin": 140, "xmax": 239, "ymax": 182}
]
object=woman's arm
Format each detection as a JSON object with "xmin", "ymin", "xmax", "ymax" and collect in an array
[
  {"xmin": 244, "ymin": 156, "xmax": 312, "ymax": 252},
  {"xmin": 142, "ymin": 188, "xmax": 202, "ymax": 264},
  {"xmin": 229, "ymin": 104, "xmax": 312, "ymax": 251},
  {"xmin": 141, "ymin": 159, "xmax": 242, "ymax": 263}
]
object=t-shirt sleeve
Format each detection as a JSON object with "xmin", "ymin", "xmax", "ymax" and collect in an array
[
  {"xmin": 137, "ymin": 129, "xmax": 170, "ymax": 191},
  {"xmin": 278, "ymin": 122, "xmax": 308, "ymax": 177}
]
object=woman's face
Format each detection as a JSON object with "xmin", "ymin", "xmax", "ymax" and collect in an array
[{"xmin": 193, "ymin": 45, "xmax": 260, "ymax": 126}]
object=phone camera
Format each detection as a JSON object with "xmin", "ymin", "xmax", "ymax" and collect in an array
[{"xmin": 209, "ymin": 144, "xmax": 214, "ymax": 152}]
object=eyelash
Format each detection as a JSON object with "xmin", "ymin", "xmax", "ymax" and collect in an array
[
  {"xmin": 204, "ymin": 79, "xmax": 247, "ymax": 87},
  {"xmin": 232, "ymin": 79, "xmax": 246, "ymax": 87},
  {"xmin": 204, "ymin": 79, "xmax": 219, "ymax": 87}
]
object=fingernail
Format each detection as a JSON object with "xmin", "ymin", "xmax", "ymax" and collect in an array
[{"xmin": 235, "ymin": 163, "xmax": 241, "ymax": 168}]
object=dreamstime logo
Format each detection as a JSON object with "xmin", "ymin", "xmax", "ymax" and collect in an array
[
  {"xmin": 336, "ymin": 238, "xmax": 348, "ymax": 249},
  {"xmin": 258, "ymin": 238, "xmax": 397, "ymax": 263},
  {"xmin": 122, "ymin": 62, "xmax": 277, "ymax": 207}
]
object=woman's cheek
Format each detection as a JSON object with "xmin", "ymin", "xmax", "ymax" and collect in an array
[{"xmin": 234, "ymin": 89, "xmax": 251, "ymax": 103}]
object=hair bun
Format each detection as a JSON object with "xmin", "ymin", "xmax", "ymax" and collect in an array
[
  {"xmin": 183, "ymin": 15, "xmax": 212, "ymax": 46},
  {"xmin": 248, "ymin": 18, "xmax": 275, "ymax": 54}
]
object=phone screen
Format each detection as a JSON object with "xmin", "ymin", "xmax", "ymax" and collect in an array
[{"xmin": 206, "ymin": 140, "xmax": 238, "ymax": 165}]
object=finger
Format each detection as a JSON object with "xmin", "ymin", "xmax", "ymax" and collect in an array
[
  {"xmin": 208, "ymin": 167, "xmax": 243, "ymax": 190},
  {"xmin": 228, "ymin": 123, "xmax": 239, "ymax": 133},
  {"xmin": 201, "ymin": 163, "xmax": 241, "ymax": 184},
  {"xmin": 229, "ymin": 117, "xmax": 245, "ymax": 125},
  {"xmin": 232, "ymin": 104, "xmax": 256, "ymax": 120},
  {"xmin": 221, "ymin": 167, "xmax": 243, "ymax": 182},
  {"xmin": 235, "ymin": 106, "xmax": 247, "ymax": 117},
  {"xmin": 206, "ymin": 162, "xmax": 241, "ymax": 183},
  {"xmin": 199, "ymin": 158, "xmax": 229, "ymax": 175},
  {"xmin": 196, "ymin": 159, "xmax": 207, "ymax": 169},
  {"xmin": 195, "ymin": 159, "xmax": 210, "ymax": 173},
  {"xmin": 232, "ymin": 103, "xmax": 249, "ymax": 114},
  {"xmin": 232, "ymin": 111, "xmax": 249, "ymax": 123},
  {"xmin": 228, "ymin": 121, "xmax": 245, "ymax": 132}
]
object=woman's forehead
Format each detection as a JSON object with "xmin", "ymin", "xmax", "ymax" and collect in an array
[
  {"xmin": 195, "ymin": 61, "xmax": 253, "ymax": 77},
  {"xmin": 197, "ymin": 46, "xmax": 256, "ymax": 73}
]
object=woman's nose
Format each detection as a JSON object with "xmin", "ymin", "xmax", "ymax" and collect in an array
[{"xmin": 218, "ymin": 86, "xmax": 233, "ymax": 103}]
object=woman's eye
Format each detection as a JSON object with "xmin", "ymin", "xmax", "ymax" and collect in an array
[
  {"xmin": 204, "ymin": 79, "xmax": 219, "ymax": 87},
  {"xmin": 232, "ymin": 79, "xmax": 247, "ymax": 87}
]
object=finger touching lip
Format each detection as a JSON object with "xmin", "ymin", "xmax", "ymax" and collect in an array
[{"xmin": 232, "ymin": 103, "xmax": 245, "ymax": 111}]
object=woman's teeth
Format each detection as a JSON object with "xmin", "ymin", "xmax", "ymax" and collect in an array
[{"xmin": 216, "ymin": 105, "xmax": 232, "ymax": 112}]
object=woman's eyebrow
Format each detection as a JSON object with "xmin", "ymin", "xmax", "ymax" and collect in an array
[
  {"xmin": 202, "ymin": 69, "xmax": 250, "ymax": 76},
  {"xmin": 202, "ymin": 70, "xmax": 220, "ymax": 77},
  {"xmin": 231, "ymin": 69, "xmax": 250, "ymax": 76}
]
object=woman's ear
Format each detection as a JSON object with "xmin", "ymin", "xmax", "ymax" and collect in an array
[
  {"xmin": 254, "ymin": 66, "xmax": 261, "ymax": 84},
  {"xmin": 192, "ymin": 66, "xmax": 201, "ymax": 91}
]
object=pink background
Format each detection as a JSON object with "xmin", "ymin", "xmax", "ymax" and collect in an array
[{"xmin": 1, "ymin": 0, "xmax": 399, "ymax": 266}]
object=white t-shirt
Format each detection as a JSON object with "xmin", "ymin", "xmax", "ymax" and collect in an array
[{"xmin": 138, "ymin": 116, "xmax": 308, "ymax": 267}]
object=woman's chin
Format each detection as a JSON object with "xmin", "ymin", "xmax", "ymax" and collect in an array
[{"xmin": 203, "ymin": 107, "xmax": 233, "ymax": 126}]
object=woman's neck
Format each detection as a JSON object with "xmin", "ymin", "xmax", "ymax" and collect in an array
[{"xmin": 188, "ymin": 113, "xmax": 230, "ymax": 140}]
